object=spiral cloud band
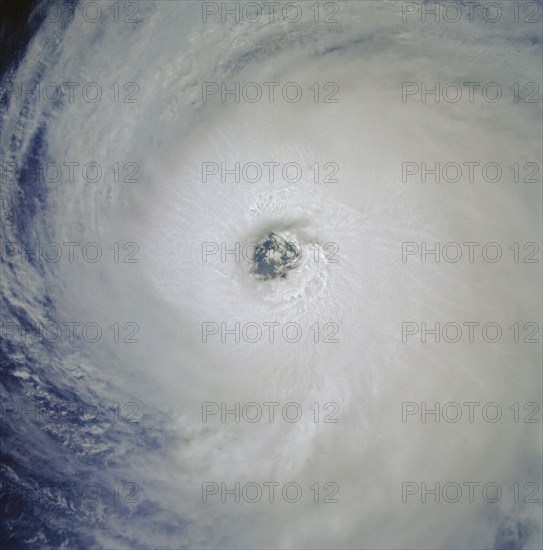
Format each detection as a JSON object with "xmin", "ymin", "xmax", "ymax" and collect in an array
[{"xmin": 1, "ymin": 1, "xmax": 542, "ymax": 548}]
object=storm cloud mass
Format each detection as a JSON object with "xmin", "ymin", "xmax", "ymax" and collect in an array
[{"xmin": 1, "ymin": 1, "xmax": 542, "ymax": 548}]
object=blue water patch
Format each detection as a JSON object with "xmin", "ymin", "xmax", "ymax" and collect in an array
[
  {"xmin": 493, "ymin": 520, "xmax": 532, "ymax": 549},
  {"xmin": 7, "ymin": 123, "xmax": 54, "ymax": 266}
]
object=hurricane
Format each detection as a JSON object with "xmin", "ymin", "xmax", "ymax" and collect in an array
[{"xmin": 1, "ymin": 1, "xmax": 542, "ymax": 548}]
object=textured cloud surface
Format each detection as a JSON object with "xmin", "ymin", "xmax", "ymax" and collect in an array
[{"xmin": 1, "ymin": 1, "xmax": 542, "ymax": 548}]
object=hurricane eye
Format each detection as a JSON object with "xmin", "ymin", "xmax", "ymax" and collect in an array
[{"xmin": 251, "ymin": 231, "xmax": 301, "ymax": 280}]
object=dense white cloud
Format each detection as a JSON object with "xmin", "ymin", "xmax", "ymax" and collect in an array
[{"xmin": 1, "ymin": 1, "xmax": 541, "ymax": 548}]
